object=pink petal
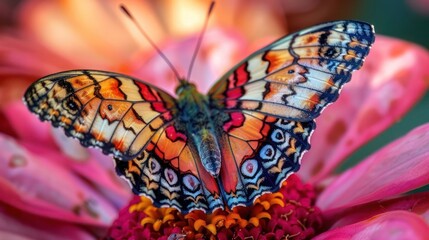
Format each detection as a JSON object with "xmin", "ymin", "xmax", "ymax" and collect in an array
[
  {"xmin": 18, "ymin": 0, "xmax": 142, "ymax": 69},
  {"xmin": 0, "ymin": 36, "xmax": 74, "ymax": 109},
  {"xmin": 2, "ymin": 101, "xmax": 55, "ymax": 146},
  {"xmin": 0, "ymin": 232, "xmax": 33, "ymax": 240},
  {"xmin": 299, "ymin": 36, "xmax": 429, "ymax": 182},
  {"xmin": 21, "ymin": 140, "xmax": 131, "ymax": 208},
  {"xmin": 317, "ymin": 123, "xmax": 429, "ymax": 211},
  {"xmin": 3, "ymin": 102, "xmax": 130, "ymax": 208},
  {"xmin": 0, "ymin": 204, "xmax": 95, "ymax": 240},
  {"xmin": 325, "ymin": 191, "xmax": 429, "ymax": 229},
  {"xmin": 0, "ymin": 35, "xmax": 73, "ymax": 74},
  {"xmin": 0, "ymin": 133, "xmax": 118, "ymax": 226},
  {"xmin": 133, "ymin": 28, "xmax": 247, "ymax": 95},
  {"xmin": 314, "ymin": 211, "xmax": 429, "ymax": 240}
]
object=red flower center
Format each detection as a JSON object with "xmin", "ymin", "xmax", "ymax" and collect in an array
[{"xmin": 106, "ymin": 174, "xmax": 322, "ymax": 240}]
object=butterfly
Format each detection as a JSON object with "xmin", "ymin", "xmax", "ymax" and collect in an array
[{"xmin": 24, "ymin": 20, "xmax": 375, "ymax": 213}]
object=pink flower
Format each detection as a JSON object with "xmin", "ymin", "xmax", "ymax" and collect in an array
[
  {"xmin": 105, "ymin": 31, "xmax": 429, "ymax": 239},
  {"xmin": 2, "ymin": 1, "xmax": 429, "ymax": 239}
]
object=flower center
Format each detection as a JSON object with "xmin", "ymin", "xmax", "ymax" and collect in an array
[{"xmin": 107, "ymin": 174, "xmax": 322, "ymax": 239}]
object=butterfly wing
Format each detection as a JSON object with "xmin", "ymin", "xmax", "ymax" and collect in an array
[
  {"xmin": 24, "ymin": 70, "xmax": 223, "ymax": 213},
  {"xmin": 208, "ymin": 21, "xmax": 375, "ymax": 208},
  {"xmin": 210, "ymin": 20, "xmax": 374, "ymax": 120},
  {"xmin": 115, "ymin": 123, "xmax": 224, "ymax": 213},
  {"xmin": 24, "ymin": 70, "xmax": 177, "ymax": 160},
  {"xmin": 216, "ymin": 111, "xmax": 314, "ymax": 207}
]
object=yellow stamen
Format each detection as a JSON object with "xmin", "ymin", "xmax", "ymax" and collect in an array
[
  {"xmin": 259, "ymin": 200, "xmax": 271, "ymax": 210},
  {"xmin": 228, "ymin": 212, "xmax": 241, "ymax": 220},
  {"xmin": 141, "ymin": 217, "xmax": 155, "ymax": 226},
  {"xmin": 128, "ymin": 204, "xmax": 137, "ymax": 213},
  {"xmin": 269, "ymin": 197, "xmax": 285, "ymax": 207},
  {"xmin": 249, "ymin": 217, "xmax": 260, "ymax": 227},
  {"xmin": 153, "ymin": 220, "xmax": 163, "ymax": 231},
  {"xmin": 272, "ymin": 192, "xmax": 284, "ymax": 199},
  {"xmin": 211, "ymin": 215, "xmax": 226, "ymax": 227},
  {"xmin": 225, "ymin": 218, "xmax": 237, "ymax": 228},
  {"xmin": 162, "ymin": 214, "xmax": 175, "ymax": 223},
  {"xmin": 238, "ymin": 219, "xmax": 248, "ymax": 228},
  {"xmin": 256, "ymin": 212, "xmax": 272, "ymax": 220},
  {"xmin": 194, "ymin": 219, "xmax": 207, "ymax": 231},
  {"xmin": 205, "ymin": 223, "xmax": 217, "ymax": 235}
]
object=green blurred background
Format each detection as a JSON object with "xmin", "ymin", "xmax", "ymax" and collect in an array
[{"xmin": 338, "ymin": 0, "xmax": 429, "ymax": 171}]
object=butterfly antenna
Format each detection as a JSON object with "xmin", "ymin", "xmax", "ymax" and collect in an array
[
  {"xmin": 186, "ymin": 1, "xmax": 215, "ymax": 81},
  {"xmin": 120, "ymin": 4, "xmax": 181, "ymax": 81}
]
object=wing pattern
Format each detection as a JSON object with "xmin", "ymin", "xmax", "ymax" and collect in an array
[
  {"xmin": 23, "ymin": 20, "xmax": 375, "ymax": 214},
  {"xmin": 115, "ymin": 123, "xmax": 225, "ymax": 213},
  {"xmin": 208, "ymin": 20, "xmax": 374, "ymax": 209},
  {"xmin": 209, "ymin": 21, "xmax": 375, "ymax": 121},
  {"xmin": 24, "ymin": 70, "xmax": 176, "ymax": 160},
  {"xmin": 216, "ymin": 111, "xmax": 315, "ymax": 208}
]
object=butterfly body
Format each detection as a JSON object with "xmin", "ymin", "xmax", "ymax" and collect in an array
[
  {"xmin": 24, "ymin": 20, "xmax": 375, "ymax": 213},
  {"xmin": 175, "ymin": 80, "xmax": 222, "ymax": 176}
]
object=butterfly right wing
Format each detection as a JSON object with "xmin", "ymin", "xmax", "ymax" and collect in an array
[
  {"xmin": 210, "ymin": 20, "xmax": 375, "ymax": 121},
  {"xmin": 208, "ymin": 21, "xmax": 375, "ymax": 209}
]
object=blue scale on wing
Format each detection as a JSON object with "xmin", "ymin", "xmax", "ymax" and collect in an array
[{"xmin": 114, "ymin": 147, "xmax": 224, "ymax": 213}]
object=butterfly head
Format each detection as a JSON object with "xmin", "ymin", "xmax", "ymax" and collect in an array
[{"xmin": 175, "ymin": 79, "xmax": 198, "ymax": 97}]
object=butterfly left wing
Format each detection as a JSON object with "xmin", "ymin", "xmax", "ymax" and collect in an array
[
  {"xmin": 24, "ymin": 70, "xmax": 224, "ymax": 213},
  {"xmin": 24, "ymin": 70, "xmax": 176, "ymax": 160},
  {"xmin": 208, "ymin": 20, "xmax": 375, "ymax": 208}
]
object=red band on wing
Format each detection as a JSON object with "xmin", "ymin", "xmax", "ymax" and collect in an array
[
  {"xmin": 223, "ymin": 112, "xmax": 245, "ymax": 132},
  {"xmin": 151, "ymin": 102, "xmax": 168, "ymax": 113},
  {"xmin": 165, "ymin": 125, "xmax": 187, "ymax": 142},
  {"xmin": 226, "ymin": 87, "xmax": 243, "ymax": 99},
  {"xmin": 136, "ymin": 82, "xmax": 158, "ymax": 101},
  {"xmin": 235, "ymin": 63, "xmax": 250, "ymax": 87}
]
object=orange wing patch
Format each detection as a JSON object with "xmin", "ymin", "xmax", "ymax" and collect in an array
[
  {"xmin": 98, "ymin": 77, "xmax": 127, "ymax": 100},
  {"xmin": 263, "ymin": 50, "xmax": 293, "ymax": 73},
  {"xmin": 265, "ymin": 64, "xmax": 308, "ymax": 84}
]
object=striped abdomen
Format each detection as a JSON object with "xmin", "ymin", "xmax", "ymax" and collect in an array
[{"xmin": 194, "ymin": 128, "xmax": 221, "ymax": 177}]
